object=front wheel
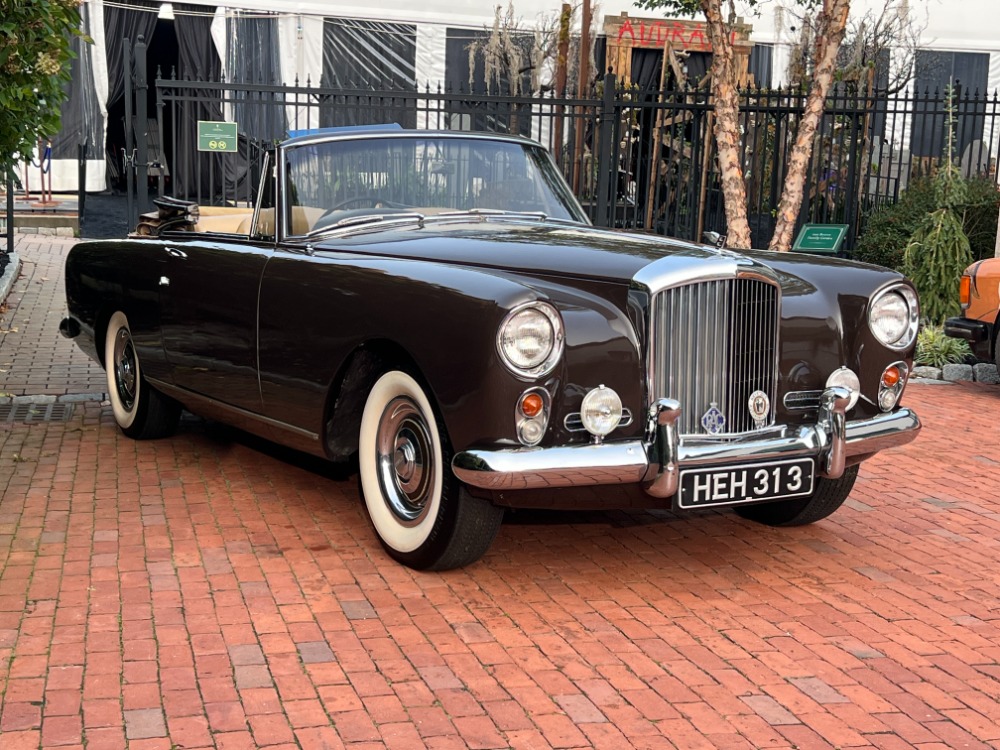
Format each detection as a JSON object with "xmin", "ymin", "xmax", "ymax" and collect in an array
[
  {"xmin": 105, "ymin": 311, "xmax": 181, "ymax": 440},
  {"xmin": 358, "ymin": 371, "xmax": 503, "ymax": 570},
  {"xmin": 734, "ymin": 465, "xmax": 860, "ymax": 526}
]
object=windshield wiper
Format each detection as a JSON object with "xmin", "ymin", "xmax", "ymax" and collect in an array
[
  {"xmin": 433, "ymin": 208, "xmax": 549, "ymax": 221},
  {"xmin": 304, "ymin": 212, "xmax": 426, "ymax": 239}
]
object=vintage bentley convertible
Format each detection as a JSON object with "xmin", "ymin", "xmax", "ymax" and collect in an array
[{"xmin": 62, "ymin": 128, "xmax": 922, "ymax": 570}]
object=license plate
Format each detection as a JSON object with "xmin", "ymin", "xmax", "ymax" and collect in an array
[{"xmin": 678, "ymin": 458, "xmax": 815, "ymax": 509}]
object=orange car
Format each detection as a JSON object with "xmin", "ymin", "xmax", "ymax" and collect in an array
[{"xmin": 945, "ymin": 257, "xmax": 1000, "ymax": 367}]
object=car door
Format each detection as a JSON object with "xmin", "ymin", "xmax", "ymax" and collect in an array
[{"xmin": 158, "ymin": 237, "xmax": 271, "ymax": 413}]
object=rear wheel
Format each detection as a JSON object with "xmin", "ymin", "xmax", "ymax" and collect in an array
[
  {"xmin": 358, "ymin": 370, "xmax": 503, "ymax": 570},
  {"xmin": 735, "ymin": 465, "xmax": 859, "ymax": 526},
  {"xmin": 105, "ymin": 311, "xmax": 181, "ymax": 439}
]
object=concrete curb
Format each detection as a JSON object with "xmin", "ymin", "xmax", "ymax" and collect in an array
[{"xmin": 0, "ymin": 252, "xmax": 22, "ymax": 306}]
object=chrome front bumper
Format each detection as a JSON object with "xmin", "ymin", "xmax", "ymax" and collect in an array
[{"xmin": 451, "ymin": 387, "xmax": 921, "ymax": 497}]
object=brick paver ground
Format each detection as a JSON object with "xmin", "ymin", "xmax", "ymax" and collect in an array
[
  {"xmin": 0, "ymin": 235, "xmax": 105, "ymax": 397},
  {"xmin": 2, "ymin": 236, "xmax": 1000, "ymax": 749}
]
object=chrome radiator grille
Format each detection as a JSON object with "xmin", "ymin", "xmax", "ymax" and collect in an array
[{"xmin": 651, "ymin": 277, "xmax": 779, "ymax": 436}]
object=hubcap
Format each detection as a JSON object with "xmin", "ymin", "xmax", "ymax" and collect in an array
[
  {"xmin": 376, "ymin": 397, "xmax": 434, "ymax": 525},
  {"xmin": 113, "ymin": 328, "xmax": 137, "ymax": 411}
]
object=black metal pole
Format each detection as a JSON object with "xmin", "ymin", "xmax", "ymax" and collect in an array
[
  {"xmin": 135, "ymin": 34, "xmax": 149, "ymax": 217},
  {"xmin": 5, "ymin": 169, "xmax": 13, "ymax": 254},
  {"xmin": 78, "ymin": 141, "xmax": 87, "ymax": 221},
  {"xmin": 124, "ymin": 38, "xmax": 135, "ymax": 230}
]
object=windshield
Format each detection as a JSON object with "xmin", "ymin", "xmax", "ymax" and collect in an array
[{"xmin": 282, "ymin": 135, "xmax": 587, "ymax": 236}]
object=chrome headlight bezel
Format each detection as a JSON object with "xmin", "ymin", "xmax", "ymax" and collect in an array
[
  {"xmin": 496, "ymin": 301, "xmax": 564, "ymax": 379},
  {"xmin": 869, "ymin": 284, "xmax": 919, "ymax": 351}
]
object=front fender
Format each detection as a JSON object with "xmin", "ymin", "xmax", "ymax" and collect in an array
[{"xmin": 257, "ymin": 252, "xmax": 645, "ymax": 453}]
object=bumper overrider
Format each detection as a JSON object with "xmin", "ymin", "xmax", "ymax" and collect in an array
[{"xmin": 452, "ymin": 387, "xmax": 921, "ymax": 497}]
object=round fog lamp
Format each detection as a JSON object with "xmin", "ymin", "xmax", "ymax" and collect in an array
[
  {"xmin": 580, "ymin": 385, "xmax": 623, "ymax": 438},
  {"xmin": 826, "ymin": 367, "xmax": 860, "ymax": 411}
]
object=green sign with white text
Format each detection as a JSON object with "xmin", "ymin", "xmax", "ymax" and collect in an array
[
  {"xmin": 197, "ymin": 121, "xmax": 238, "ymax": 152},
  {"xmin": 793, "ymin": 224, "xmax": 849, "ymax": 254}
]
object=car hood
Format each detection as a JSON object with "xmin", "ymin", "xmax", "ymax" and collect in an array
[
  {"xmin": 315, "ymin": 219, "xmax": 728, "ymax": 283},
  {"xmin": 313, "ymin": 217, "xmax": 904, "ymax": 296}
]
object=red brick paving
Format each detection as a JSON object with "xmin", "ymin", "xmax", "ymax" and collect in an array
[{"xmin": 3, "ymin": 235, "xmax": 1000, "ymax": 747}]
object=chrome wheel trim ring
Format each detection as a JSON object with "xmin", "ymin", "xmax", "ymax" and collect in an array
[
  {"xmin": 113, "ymin": 327, "xmax": 137, "ymax": 412},
  {"xmin": 375, "ymin": 397, "xmax": 434, "ymax": 526}
]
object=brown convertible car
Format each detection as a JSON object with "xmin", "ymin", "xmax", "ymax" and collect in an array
[{"xmin": 62, "ymin": 128, "xmax": 922, "ymax": 569}]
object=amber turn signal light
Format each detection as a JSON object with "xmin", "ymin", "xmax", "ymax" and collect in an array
[
  {"xmin": 960, "ymin": 275, "xmax": 971, "ymax": 309},
  {"xmin": 519, "ymin": 392, "xmax": 544, "ymax": 418},
  {"xmin": 881, "ymin": 366, "xmax": 901, "ymax": 388}
]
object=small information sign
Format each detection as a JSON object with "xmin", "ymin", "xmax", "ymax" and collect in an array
[
  {"xmin": 792, "ymin": 224, "xmax": 849, "ymax": 254},
  {"xmin": 197, "ymin": 121, "xmax": 238, "ymax": 152}
]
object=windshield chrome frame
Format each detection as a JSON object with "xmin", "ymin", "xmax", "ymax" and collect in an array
[{"xmin": 277, "ymin": 130, "xmax": 590, "ymax": 243}]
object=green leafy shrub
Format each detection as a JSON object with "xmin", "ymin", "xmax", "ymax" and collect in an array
[
  {"xmin": 915, "ymin": 325, "xmax": 972, "ymax": 367},
  {"xmin": 855, "ymin": 175, "xmax": 999, "ymax": 271},
  {"xmin": 855, "ymin": 178, "xmax": 938, "ymax": 270},
  {"xmin": 903, "ymin": 207, "xmax": 973, "ymax": 324}
]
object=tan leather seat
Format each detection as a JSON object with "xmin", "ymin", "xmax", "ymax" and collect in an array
[{"xmin": 193, "ymin": 206, "xmax": 254, "ymax": 234}]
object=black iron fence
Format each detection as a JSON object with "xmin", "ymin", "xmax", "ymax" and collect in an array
[{"xmin": 129, "ymin": 61, "xmax": 1000, "ymax": 252}]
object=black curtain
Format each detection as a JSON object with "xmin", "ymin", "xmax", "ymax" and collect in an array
[
  {"xmin": 444, "ymin": 28, "xmax": 532, "ymax": 135},
  {"xmin": 52, "ymin": 2, "xmax": 104, "ymax": 161},
  {"xmin": 175, "ymin": 4, "xmax": 220, "ymax": 80},
  {"xmin": 911, "ymin": 50, "xmax": 989, "ymax": 158},
  {"xmin": 227, "ymin": 12, "xmax": 284, "ymax": 141},
  {"xmin": 630, "ymin": 49, "xmax": 663, "ymax": 90},
  {"xmin": 103, "ymin": 0, "xmax": 158, "ymax": 110},
  {"xmin": 321, "ymin": 18, "xmax": 417, "ymax": 128},
  {"xmin": 749, "ymin": 44, "xmax": 773, "ymax": 88},
  {"xmin": 172, "ymin": 3, "xmax": 226, "ymax": 198}
]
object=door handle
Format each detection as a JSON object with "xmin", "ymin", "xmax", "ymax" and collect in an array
[{"xmin": 165, "ymin": 247, "xmax": 187, "ymax": 259}]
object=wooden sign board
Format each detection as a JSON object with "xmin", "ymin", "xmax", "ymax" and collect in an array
[{"xmin": 603, "ymin": 12, "xmax": 753, "ymax": 82}]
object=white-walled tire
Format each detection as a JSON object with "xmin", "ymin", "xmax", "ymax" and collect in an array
[
  {"xmin": 358, "ymin": 370, "xmax": 503, "ymax": 570},
  {"xmin": 105, "ymin": 311, "xmax": 180, "ymax": 440}
]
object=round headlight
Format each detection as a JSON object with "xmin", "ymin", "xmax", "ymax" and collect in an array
[
  {"xmin": 497, "ymin": 302, "xmax": 563, "ymax": 378},
  {"xmin": 826, "ymin": 367, "xmax": 860, "ymax": 411},
  {"xmin": 869, "ymin": 286, "xmax": 918, "ymax": 350},
  {"xmin": 580, "ymin": 385, "xmax": 623, "ymax": 438}
]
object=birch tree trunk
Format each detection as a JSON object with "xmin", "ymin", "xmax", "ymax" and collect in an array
[
  {"xmin": 769, "ymin": 0, "xmax": 852, "ymax": 251},
  {"xmin": 700, "ymin": 0, "xmax": 752, "ymax": 249}
]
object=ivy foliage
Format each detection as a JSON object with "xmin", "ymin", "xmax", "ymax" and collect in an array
[{"xmin": 0, "ymin": 0, "xmax": 83, "ymax": 180}]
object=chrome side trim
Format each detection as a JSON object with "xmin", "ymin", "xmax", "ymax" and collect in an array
[
  {"xmin": 452, "ymin": 400, "xmax": 921, "ymax": 495},
  {"xmin": 147, "ymin": 378, "xmax": 320, "ymax": 444}
]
